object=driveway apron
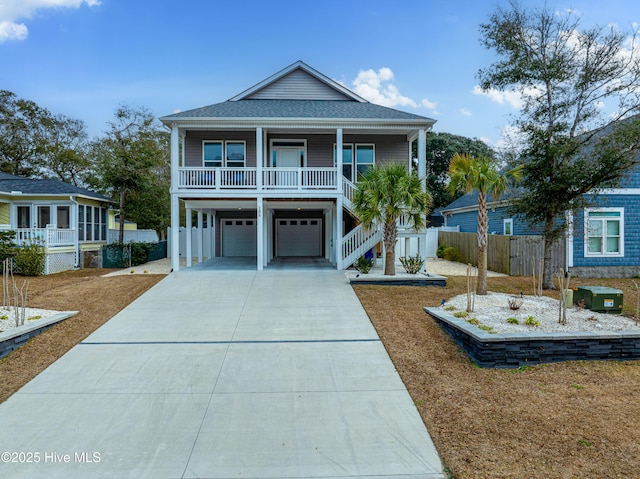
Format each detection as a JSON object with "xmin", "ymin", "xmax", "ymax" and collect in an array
[{"xmin": 0, "ymin": 268, "xmax": 444, "ymax": 479}]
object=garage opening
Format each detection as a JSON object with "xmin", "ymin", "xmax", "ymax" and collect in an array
[
  {"xmin": 276, "ymin": 218, "xmax": 322, "ymax": 257},
  {"xmin": 222, "ymin": 219, "xmax": 257, "ymax": 256}
]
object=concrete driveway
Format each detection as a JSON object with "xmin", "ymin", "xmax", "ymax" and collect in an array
[{"xmin": 0, "ymin": 268, "xmax": 444, "ymax": 479}]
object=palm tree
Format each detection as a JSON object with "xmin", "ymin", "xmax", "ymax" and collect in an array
[
  {"xmin": 448, "ymin": 153, "xmax": 522, "ymax": 295},
  {"xmin": 353, "ymin": 163, "xmax": 432, "ymax": 276}
]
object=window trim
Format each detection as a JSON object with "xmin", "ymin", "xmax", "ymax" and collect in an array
[
  {"xmin": 584, "ymin": 207, "xmax": 624, "ymax": 257},
  {"xmin": 503, "ymin": 218, "xmax": 513, "ymax": 236},
  {"xmin": 202, "ymin": 140, "xmax": 247, "ymax": 168},
  {"xmin": 355, "ymin": 143, "xmax": 375, "ymax": 180},
  {"xmin": 270, "ymin": 139, "xmax": 306, "ymax": 168}
]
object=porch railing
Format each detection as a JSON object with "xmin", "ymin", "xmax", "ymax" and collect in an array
[
  {"xmin": 1, "ymin": 227, "xmax": 77, "ymax": 248},
  {"xmin": 179, "ymin": 167, "xmax": 257, "ymax": 189},
  {"xmin": 178, "ymin": 167, "xmax": 338, "ymax": 190}
]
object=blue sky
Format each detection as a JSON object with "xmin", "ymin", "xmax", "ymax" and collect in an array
[{"xmin": 1, "ymin": 0, "xmax": 639, "ymax": 147}]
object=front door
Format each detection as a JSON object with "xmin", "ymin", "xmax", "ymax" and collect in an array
[{"xmin": 272, "ymin": 147, "xmax": 301, "ymax": 167}]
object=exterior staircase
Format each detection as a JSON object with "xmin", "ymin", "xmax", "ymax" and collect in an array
[{"xmin": 341, "ymin": 178, "xmax": 382, "ymax": 269}]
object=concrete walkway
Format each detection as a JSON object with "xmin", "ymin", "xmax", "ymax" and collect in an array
[{"xmin": 0, "ymin": 268, "xmax": 444, "ymax": 479}]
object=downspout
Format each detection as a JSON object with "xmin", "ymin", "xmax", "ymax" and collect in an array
[{"xmin": 70, "ymin": 196, "xmax": 80, "ymax": 268}]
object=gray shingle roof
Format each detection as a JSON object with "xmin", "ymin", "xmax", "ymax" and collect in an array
[
  {"xmin": 162, "ymin": 99, "xmax": 434, "ymax": 122},
  {"xmin": 0, "ymin": 172, "xmax": 110, "ymax": 201}
]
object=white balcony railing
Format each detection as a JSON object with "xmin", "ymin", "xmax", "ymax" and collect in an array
[
  {"xmin": 1, "ymin": 227, "xmax": 77, "ymax": 248},
  {"xmin": 178, "ymin": 167, "xmax": 337, "ymax": 191}
]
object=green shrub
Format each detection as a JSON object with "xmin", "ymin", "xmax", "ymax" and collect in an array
[
  {"xmin": 130, "ymin": 242, "xmax": 154, "ymax": 266},
  {"xmin": 507, "ymin": 317, "xmax": 519, "ymax": 324},
  {"xmin": 14, "ymin": 242, "xmax": 45, "ymax": 276},
  {"xmin": 399, "ymin": 255, "xmax": 425, "ymax": 274},
  {"xmin": 525, "ymin": 315, "xmax": 540, "ymax": 327},
  {"xmin": 436, "ymin": 243, "xmax": 448, "ymax": 258},
  {"xmin": 355, "ymin": 255, "xmax": 374, "ymax": 274},
  {"xmin": 442, "ymin": 246, "xmax": 462, "ymax": 262},
  {"xmin": 466, "ymin": 317, "xmax": 480, "ymax": 325},
  {"xmin": 454, "ymin": 311, "xmax": 469, "ymax": 318}
]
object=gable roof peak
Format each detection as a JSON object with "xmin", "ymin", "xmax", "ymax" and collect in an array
[{"xmin": 229, "ymin": 61, "xmax": 368, "ymax": 103}]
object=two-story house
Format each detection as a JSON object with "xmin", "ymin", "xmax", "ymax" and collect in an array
[{"xmin": 161, "ymin": 61, "xmax": 435, "ymax": 271}]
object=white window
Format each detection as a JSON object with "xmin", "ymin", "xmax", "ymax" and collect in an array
[
  {"xmin": 585, "ymin": 208, "xmax": 623, "ymax": 257},
  {"xmin": 203, "ymin": 141, "xmax": 246, "ymax": 168},
  {"xmin": 503, "ymin": 218, "xmax": 513, "ymax": 236},
  {"xmin": 355, "ymin": 144, "xmax": 375, "ymax": 179}
]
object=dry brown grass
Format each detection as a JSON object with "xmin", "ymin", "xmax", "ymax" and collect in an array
[
  {"xmin": 0, "ymin": 269, "xmax": 164, "ymax": 404},
  {"xmin": 2, "ymin": 268, "xmax": 640, "ymax": 478},
  {"xmin": 354, "ymin": 276, "xmax": 640, "ymax": 479}
]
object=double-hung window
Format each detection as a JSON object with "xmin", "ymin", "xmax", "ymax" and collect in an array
[
  {"xmin": 203, "ymin": 141, "xmax": 245, "ymax": 168},
  {"xmin": 203, "ymin": 141, "xmax": 223, "ymax": 167},
  {"xmin": 355, "ymin": 144, "xmax": 375, "ymax": 180},
  {"xmin": 585, "ymin": 208, "xmax": 623, "ymax": 257}
]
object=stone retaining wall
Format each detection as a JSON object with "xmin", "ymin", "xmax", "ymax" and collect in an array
[
  {"xmin": 425, "ymin": 307, "xmax": 640, "ymax": 368},
  {"xmin": 0, "ymin": 312, "xmax": 77, "ymax": 359}
]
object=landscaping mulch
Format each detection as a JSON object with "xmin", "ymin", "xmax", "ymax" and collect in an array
[
  {"xmin": 0, "ymin": 269, "xmax": 164, "ymax": 404},
  {"xmin": 354, "ymin": 276, "xmax": 640, "ymax": 479}
]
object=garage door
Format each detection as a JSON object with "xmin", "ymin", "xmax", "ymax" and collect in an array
[
  {"xmin": 276, "ymin": 219, "xmax": 321, "ymax": 257},
  {"xmin": 222, "ymin": 219, "xmax": 257, "ymax": 256}
]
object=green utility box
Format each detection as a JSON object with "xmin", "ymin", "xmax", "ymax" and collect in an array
[{"xmin": 573, "ymin": 286, "xmax": 623, "ymax": 314}]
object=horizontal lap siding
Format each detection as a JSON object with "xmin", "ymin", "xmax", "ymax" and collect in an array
[
  {"xmin": 573, "ymin": 195, "xmax": 640, "ymax": 267},
  {"xmin": 185, "ymin": 131, "xmax": 257, "ymax": 167},
  {"xmin": 246, "ymin": 69, "xmax": 350, "ymax": 101},
  {"xmin": 345, "ymin": 134, "xmax": 408, "ymax": 168}
]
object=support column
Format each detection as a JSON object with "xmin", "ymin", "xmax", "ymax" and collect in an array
[
  {"xmin": 211, "ymin": 210, "xmax": 216, "ymax": 258},
  {"xmin": 336, "ymin": 196, "xmax": 343, "ymax": 270},
  {"xmin": 336, "ymin": 128, "xmax": 343, "ymax": 193},
  {"xmin": 256, "ymin": 127, "xmax": 263, "ymax": 190},
  {"xmin": 170, "ymin": 123, "xmax": 180, "ymax": 272},
  {"xmin": 186, "ymin": 206, "xmax": 192, "ymax": 267},
  {"xmin": 170, "ymin": 195, "xmax": 180, "ymax": 272},
  {"xmin": 257, "ymin": 197, "xmax": 264, "ymax": 271},
  {"xmin": 418, "ymin": 128, "xmax": 427, "ymax": 181},
  {"xmin": 197, "ymin": 209, "xmax": 203, "ymax": 263}
]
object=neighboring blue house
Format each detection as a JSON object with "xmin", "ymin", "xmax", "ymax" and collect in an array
[{"xmin": 441, "ymin": 165, "xmax": 640, "ymax": 278}]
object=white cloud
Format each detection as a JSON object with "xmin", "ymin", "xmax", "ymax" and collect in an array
[
  {"xmin": 459, "ymin": 108, "xmax": 472, "ymax": 117},
  {"xmin": 472, "ymin": 85, "xmax": 524, "ymax": 109},
  {"xmin": 0, "ymin": 0, "xmax": 100, "ymax": 42},
  {"xmin": 352, "ymin": 67, "xmax": 418, "ymax": 108}
]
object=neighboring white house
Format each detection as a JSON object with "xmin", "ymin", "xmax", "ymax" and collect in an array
[
  {"xmin": 160, "ymin": 61, "xmax": 435, "ymax": 271},
  {"xmin": 0, "ymin": 172, "xmax": 111, "ymax": 274}
]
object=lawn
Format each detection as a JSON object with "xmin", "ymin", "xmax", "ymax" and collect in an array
[
  {"xmin": 1, "ymin": 269, "xmax": 639, "ymax": 478},
  {"xmin": 354, "ymin": 275, "xmax": 640, "ymax": 479}
]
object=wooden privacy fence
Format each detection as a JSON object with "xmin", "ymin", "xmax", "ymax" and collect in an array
[{"xmin": 438, "ymin": 231, "xmax": 565, "ymax": 276}]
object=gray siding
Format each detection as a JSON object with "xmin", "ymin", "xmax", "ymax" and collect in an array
[
  {"xmin": 185, "ymin": 131, "xmax": 256, "ymax": 167},
  {"xmin": 184, "ymin": 131, "xmax": 409, "ymax": 169},
  {"xmin": 246, "ymin": 69, "xmax": 350, "ymax": 101}
]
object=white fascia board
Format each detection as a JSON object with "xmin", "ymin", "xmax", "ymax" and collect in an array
[
  {"xmin": 162, "ymin": 118, "xmax": 435, "ymax": 131},
  {"xmin": 589, "ymin": 188, "xmax": 640, "ymax": 195},
  {"xmin": 441, "ymin": 199, "xmax": 509, "ymax": 215}
]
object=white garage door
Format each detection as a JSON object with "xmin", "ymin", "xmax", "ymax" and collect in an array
[
  {"xmin": 222, "ymin": 219, "xmax": 257, "ymax": 256},
  {"xmin": 276, "ymin": 219, "xmax": 321, "ymax": 257}
]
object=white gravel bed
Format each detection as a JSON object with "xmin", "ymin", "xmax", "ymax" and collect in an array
[
  {"xmin": 0, "ymin": 307, "xmax": 61, "ymax": 333},
  {"xmin": 443, "ymin": 292, "xmax": 639, "ymax": 334}
]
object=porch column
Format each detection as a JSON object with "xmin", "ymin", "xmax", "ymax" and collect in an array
[
  {"xmin": 417, "ymin": 128, "xmax": 427, "ymax": 180},
  {"xmin": 186, "ymin": 206, "xmax": 192, "ymax": 267},
  {"xmin": 336, "ymin": 196, "xmax": 343, "ymax": 269},
  {"xmin": 214, "ymin": 210, "xmax": 216, "ymax": 258},
  {"xmin": 257, "ymin": 197, "xmax": 264, "ymax": 271},
  {"xmin": 336, "ymin": 128, "xmax": 343, "ymax": 193},
  {"xmin": 256, "ymin": 127, "xmax": 263, "ymax": 190},
  {"xmin": 170, "ymin": 123, "xmax": 180, "ymax": 272},
  {"xmin": 197, "ymin": 209, "xmax": 203, "ymax": 263}
]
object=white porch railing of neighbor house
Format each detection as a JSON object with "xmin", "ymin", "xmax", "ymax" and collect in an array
[
  {"xmin": 4, "ymin": 228, "xmax": 77, "ymax": 248},
  {"xmin": 178, "ymin": 167, "xmax": 338, "ymax": 190}
]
